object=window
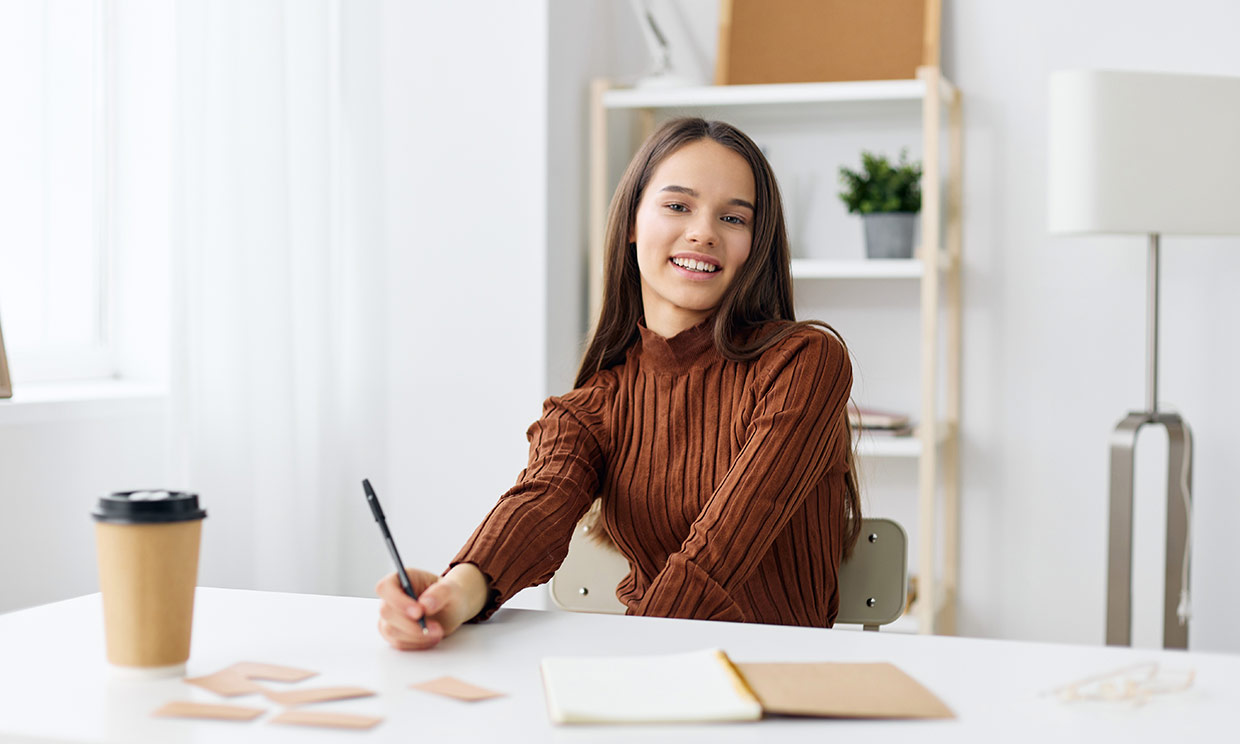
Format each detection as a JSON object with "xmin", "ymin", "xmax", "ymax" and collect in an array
[{"xmin": 0, "ymin": 0, "xmax": 113, "ymax": 383}]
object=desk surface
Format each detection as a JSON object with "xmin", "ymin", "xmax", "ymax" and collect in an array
[{"xmin": 0, "ymin": 588, "xmax": 1234, "ymax": 743}]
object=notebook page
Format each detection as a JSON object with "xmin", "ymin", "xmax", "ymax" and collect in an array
[{"xmin": 540, "ymin": 648, "xmax": 762, "ymax": 724}]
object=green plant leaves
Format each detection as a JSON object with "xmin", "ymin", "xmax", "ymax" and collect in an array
[{"xmin": 837, "ymin": 149, "xmax": 922, "ymax": 214}]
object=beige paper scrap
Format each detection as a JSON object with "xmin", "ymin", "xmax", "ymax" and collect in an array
[
  {"xmin": 270, "ymin": 710, "xmax": 384, "ymax": 730},
  {"xmin": 184, "ymin": 669, "xmax": 267, "ymax": 697},
  {"xmin": 226, "ymin": 661, "xmax": 318, "ymax": 683},
  {"xmin": 735, "ymin": 662, "xmax": 955, "ymax": 719},
  {"xmin": 410, "ymin": 676, "xmax": 505, "ymax": 702},
  {"xmin": 262, "ymin": 686, "xmax": 376, "ymax": 707},
  {"xmin": 152, "ymin": 701, "xmax": 267, "ymax": 722}
]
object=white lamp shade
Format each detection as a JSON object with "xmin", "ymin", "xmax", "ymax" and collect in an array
[{"xmin": 1048, "ymin": 69, "xmax": 1240, "ymax": 236}]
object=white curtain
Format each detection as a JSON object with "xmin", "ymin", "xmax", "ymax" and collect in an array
[{"xmin": 170, "ymin": 0, "xmax": 386, "ymax": 594}]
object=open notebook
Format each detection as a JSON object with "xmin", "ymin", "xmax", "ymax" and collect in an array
[
  {"xmin": 540, "ymin": 648, "xmax": 953, "ymax": 724},
  {"xmin": 541, "ymin": 649, "xmax": 761, "ymax": 724}
]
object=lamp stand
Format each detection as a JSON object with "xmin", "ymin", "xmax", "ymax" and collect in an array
[{"xmin": 1106, "ymin": 234, "xmax": 1193, "ymax": 649}]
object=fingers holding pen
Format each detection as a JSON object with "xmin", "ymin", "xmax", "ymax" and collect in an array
[
  {"xmin": 377, "ymin": 592, "xmax": 440, "ymax": 649},
  {"xmin": 414, "ymin": 582, "xmax": 449, "ymax": 618},
  {"xmin": 375, "ymin": 565, "xmax": 488, "ymax": 651},
  {"xmin": 375, "ymin": 568, "xmax": 448, "ymax": 650},
  {"xmin": 377, "ymin": 614, "xmax": 443, "ymax": 650},
  {"xmin": 364, "ymin": 482, "xmax": 442, "ymax": 649}
]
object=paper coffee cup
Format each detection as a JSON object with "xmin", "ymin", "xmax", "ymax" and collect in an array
[{"xmin": 92, "ymin": 491, "xmax": 207, "ymax": 676}]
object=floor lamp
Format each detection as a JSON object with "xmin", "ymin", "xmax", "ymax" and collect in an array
[{"xmin": 1047, "ymin": 70, "xmax": 1240, "ymax": 649}]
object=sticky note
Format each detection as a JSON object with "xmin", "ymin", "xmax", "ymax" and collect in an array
[
  {"xmin": 184, "ymin": 669, "xmax": 267, "ymax": 697},
  {"xmin": 152, "ymin": 701, "xmax": 267, "ymax": 722},
  {"xmin": 269, "ymin": 710, "xmax": 383, "ymax": 730},
  {"xmin": 226, "ymin": 661, "xmax": 317, "ymax": 683},
  {"xmin": 262, "ymin": 686, "xmax": 376, "ymax": 706},
  {"xmin": 410, "ymin": 676, "xmax": 505, "ymax": 702}
]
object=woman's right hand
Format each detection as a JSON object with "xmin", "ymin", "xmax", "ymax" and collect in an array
[{"xmin": 375, "ymin": 563, "xmax": 489, "ymax": 650}]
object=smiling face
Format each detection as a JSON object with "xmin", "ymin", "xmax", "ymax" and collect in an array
[{"xmin": 630, "ymin": 139, "xmax": 756, "ymax": 338}]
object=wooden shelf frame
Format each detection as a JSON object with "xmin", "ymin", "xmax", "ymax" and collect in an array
[
  {"xmin": 587, "ymin": 68, "xmax": 963, "ymax": 635},
  {"xmin": 914, "ymin": 66, "xmax": 964, "ymax": 635}
]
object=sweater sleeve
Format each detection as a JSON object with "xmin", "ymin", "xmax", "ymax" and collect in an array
[
  {"xmin": 630, "ymin": 329, "xmax": 852, "ymax": 622},
  {"xmin": 450, "ymin": 376, "xmax": 612, "ymax": 621}
]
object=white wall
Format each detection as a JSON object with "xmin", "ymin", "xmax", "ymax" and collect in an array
[
  {"xmin": 942, "ymin": 0, "xmax": 1240, "ymax": 651},
  {"xmin": 369, "ymin": 1, "xmax": 554, "ymax": 596},
  {"xmin": 0, "ymin": 397, "xmax": 168, "ymax": 614}
]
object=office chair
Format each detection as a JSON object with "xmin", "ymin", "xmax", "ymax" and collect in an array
[{"xmin": 549, "ymin": 516, "xmax": 908, "ymax": 631}]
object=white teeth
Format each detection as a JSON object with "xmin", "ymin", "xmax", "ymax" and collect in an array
[{"xmin": 672, "ymin": 257, "xmax": 719, "ymax": 273}]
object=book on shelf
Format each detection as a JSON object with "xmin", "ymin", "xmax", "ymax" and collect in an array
[
  {"xmin": 856, "ymin": 425, "xmax": 916, "ymax": 438},
  {"xmin": 848, "ymin": 404, "xmax": 913, "ymax": 432},
  {"xmin": 539, "ymin": 648, "xmax": 953, "ymax": 724}
]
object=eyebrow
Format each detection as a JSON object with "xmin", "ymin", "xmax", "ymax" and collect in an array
[{"xmin": 659, "ymin": 185, "xmax": 755, "ymax": 212}]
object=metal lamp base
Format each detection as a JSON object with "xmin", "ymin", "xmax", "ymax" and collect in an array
[{"xmin": 1106, "ymin": 410, "xmax": 1192, "ymax": 649}]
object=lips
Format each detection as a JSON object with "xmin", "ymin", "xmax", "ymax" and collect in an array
[
  {"xmin": 669, "ymin": 253, "xmax": 721, "ymax": 274},
  {"xmin": 669, "ymin": 259, "xmax": 722, "ymax": 283},
  {"xmin": 670, "ymin": 257, "xmax": 718, "ymax": 273}
]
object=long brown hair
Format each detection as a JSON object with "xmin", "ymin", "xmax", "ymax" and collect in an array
[{"xmin": 576, "ymin": 117, "xmax": 862, "ymax": 557}]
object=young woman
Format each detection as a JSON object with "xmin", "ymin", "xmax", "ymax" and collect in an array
[{"xmin": 377, "ymin": 118, "xmax": 860, "ymax": 650}]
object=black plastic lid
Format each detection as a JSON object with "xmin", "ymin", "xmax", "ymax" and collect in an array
[{"xmin": 91, "ymin": 491, "xmax": 207, "ymax": 525}]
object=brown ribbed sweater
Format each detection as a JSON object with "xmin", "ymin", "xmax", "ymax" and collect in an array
[{"xmin": 451, "ymin": 319, "xmax": 853, "ymax": 627}]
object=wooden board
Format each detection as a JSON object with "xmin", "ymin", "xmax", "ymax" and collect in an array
[
  {"xmin": 0, "ymin": 314, "xmax": 11, "ymax": 398},
  {"xmin": 715, "ymin": 0, "xmax": 940, "ymax": 85}
]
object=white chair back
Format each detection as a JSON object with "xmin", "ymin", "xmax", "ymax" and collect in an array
[{"xmin": 550, "ymin": 517, "xmax": 908, "ymax": 630}]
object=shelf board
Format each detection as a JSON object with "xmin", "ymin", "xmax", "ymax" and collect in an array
[
  {"xmin": 855, "ymin": 434, "xmax": 921, "ymax": 458},
  {"xmin": 791, "ymin": 258, "xmax": 923, "ymax": 279},
  {"xmin": 602, "ymin": 78, "xmax": 950, "ymax": 110},
  {"xmin": 854, "ymin": 422, "xmax": 952, "ymax": 458}
]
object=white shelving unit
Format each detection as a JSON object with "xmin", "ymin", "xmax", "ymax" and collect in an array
[
  {"xmin": 790, "ymin": 258, "xmax": 925, "ymax": 280},
  {"xmin": 600, "ymin": 78, "xmax": 956, "ymax": 110},
  {"xmin": 588, "ymin": 69, "xmax": 963, "ymax": 635},
  {"xmin": 855, "ymin": 422, "xmax": 953, "ymax": 460}
]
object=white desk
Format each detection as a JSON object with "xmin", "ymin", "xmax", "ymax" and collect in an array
[{"xmin": 0, "ymin": 588, "xmax": 1233, "ymax": 743}]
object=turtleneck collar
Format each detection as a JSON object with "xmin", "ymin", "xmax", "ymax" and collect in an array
[{"xmin": 635, "ymin": 317, "xmax": 717, "ymax": 373}]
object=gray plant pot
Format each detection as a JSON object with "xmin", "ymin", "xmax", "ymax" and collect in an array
[{"xmin": 862, "ymin": 212, "xmax": 918, "ymax": 259}]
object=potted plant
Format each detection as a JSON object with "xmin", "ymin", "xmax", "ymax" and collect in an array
[{"xmin": 838, "ymin": 149, "xmax": 923, "ymax": 259}]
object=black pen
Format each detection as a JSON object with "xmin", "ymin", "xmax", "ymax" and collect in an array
[{"xmin": 363, "ymin": 478, "xmax": 429, "ymax": 635}]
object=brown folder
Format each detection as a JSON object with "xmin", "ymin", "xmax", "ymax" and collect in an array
[{"xmin": 736, "ymin": 661, "xmax": 954, "ymax": 719}]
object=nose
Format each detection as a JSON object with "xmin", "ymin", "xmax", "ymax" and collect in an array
[{"xmin": 686, "ymin": 214, "xmax": 719, "ymax": 247}]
